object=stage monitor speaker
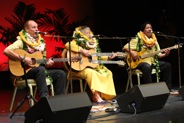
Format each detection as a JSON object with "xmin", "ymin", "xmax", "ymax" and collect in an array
[
  {"xmin": 117, "ymin": 82, "xmax": 170, "ymax": 114},
  {"xmin": 179, "ymin": 86, "xmax": 184, "ymax": 100},
  {"xmin": 25, "ymin": 92, "xmax": 92, "ymax": 123}
]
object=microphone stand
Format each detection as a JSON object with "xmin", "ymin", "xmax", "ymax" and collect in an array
[
  {"xmin": 127, "ymin": 37, "xmax": 133, "ymax": 89},
  {"xmin": 97, "ymin": 36, "xmax": 133, "ymax": 40},
  {"xmin": 42, "ymin": 34, "xmax": 76, "ymax": 93},
  {"xmin": 156, "ymin": 33, "xmax": 182, "ymax": 88},
  {"xmin": 68, "ymin": 38, "xmax": 73, "ymax": 93},
  {"xmin": 95, "ymin": 36, "xmax": 134, "ymax": 91},
  {"xmin": 10, "ymin": 54, "xmax": 37, "ymax": 118}
]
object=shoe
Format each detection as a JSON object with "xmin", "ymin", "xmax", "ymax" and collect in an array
[
  {"xmin": 170, "ymin": 91, "xmax": 179, "ymax": 95},
  {"xmin": 92, "ymin": 95, "xmax": 105, "ymax": 104},
  {"xmin": 170, "ymin": 89, "xmax": 179, "ymax": 95}
]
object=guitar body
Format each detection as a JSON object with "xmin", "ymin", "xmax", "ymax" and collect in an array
[
  {"xmin": 9, "ymin": 49, "xmax": 43, "ymax": 76},
  {"xmin": 126, "ymin": 50, "xmax": 144, "ymax": 69},
  {"xmin": 67, "ymin": 49, "xmax": 98, "ymax": 71},
  {"xmin": 126, "ymin": 44, "xmax": 181, "ymax": 69}
]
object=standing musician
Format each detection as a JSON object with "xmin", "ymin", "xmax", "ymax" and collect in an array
[
  {"xmin": 123, "ymin": 21, "xmax": 172, "ymax": 90},
  {"xmin": 64, "ymin": 26, "xmax": 117, "ymax": 103},
  {"xmin": 3, "ymin": 20, "xmax": 66, "ymax": 98}
]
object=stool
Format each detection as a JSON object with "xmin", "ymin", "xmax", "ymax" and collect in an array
[
  {"xmin": 9, "ymin": 77, "xmax": 54, "ymax": 112},
  {"xmin": 62, "ymin": 49, "xmax": 87, "ymax": 94}
]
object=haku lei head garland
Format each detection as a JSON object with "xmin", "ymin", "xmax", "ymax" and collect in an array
[
  {"xmin": 73, "ymin": 26, "xmax": 99, "ymax": 50},
  {"xmin": 137, "ymin": 31, "xmax": 157, "ymax": 48}
]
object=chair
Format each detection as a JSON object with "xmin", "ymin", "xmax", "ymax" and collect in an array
[
  {"xmin": 9, "ymin": 76, "xmax": 54, "ymax": 112},
  {"xmin": 125, "ymin": 68, "xmax": 159, "ymax": 92},
  {"xmin": 62, "ymin": 49, "xmax": 87, "ymax": 94}
]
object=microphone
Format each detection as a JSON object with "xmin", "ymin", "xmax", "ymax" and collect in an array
[
  {"xmin": 151, "ymin": 31, "xmax": 162, "ymax": 34},
  {"xmin": 151, "ymin": 31, "xmax": 169, "ymax": 39},
  {"xmin": 91, "ymin": 35, "xmax": 101, "ymax": 38},
  {"xmin": 35, "ymin": 31, "xmax": 48, "ymax": 35}
]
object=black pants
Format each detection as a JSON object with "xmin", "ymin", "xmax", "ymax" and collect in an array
[
  {"xmin": 136, "ymin": 61, "xmax": 172, "ymax": 89},
  {"xmin": 26, "ymin": 66, "xmax": 66, "ymax": 98}
]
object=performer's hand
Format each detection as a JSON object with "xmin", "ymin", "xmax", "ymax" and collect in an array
[
  {"xmin": 108, "ymin": 52, "xmax": 117, "ymax": 60},
  {"xmin": 24, "ymin": 57, "xmax": 36, "ymax": 68},
  {"xmin": 80, "ymin": 49, "xmax": 90, "ymax": 57},
  {"xmin": 159, "ymin": 48, "xmax": 170, "ymax": 58},
  {"xmin": 130, "ymin": 51, "xmax": 138, "ymax": 60},
  {"xmin": 163, "ymin": 48, "xmax": 170, "ymax": 57},
  {"xmin": 46, "ymin": 58, "xmax": 54, "ymax": 67}
]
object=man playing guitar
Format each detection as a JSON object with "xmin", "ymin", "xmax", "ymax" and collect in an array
[{"xmin": 123, "ymin": 21, "xmax": 172, "ymax": 90}]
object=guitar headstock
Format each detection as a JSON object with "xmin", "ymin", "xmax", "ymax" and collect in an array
[
  {"xmin": 179, "ymin": 43, "xmax": 183, "ymax": 48},
  {"xmin": 173, "ymin": 44, "xmax": 183, "ymax": 49},
  {"xmin": 117, "ymin": 60, "xmax": 126, "ymax": 67}
]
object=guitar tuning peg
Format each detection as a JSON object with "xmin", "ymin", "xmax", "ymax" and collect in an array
[{"xmin": 118, "ymin": 60, "xmax": 126, "ymax": 67}]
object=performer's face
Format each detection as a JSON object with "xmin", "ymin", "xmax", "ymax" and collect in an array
[
  {"xmin": 143, "ymin": 24, "xmax": 153, "ymax": 38},
  {"xmin": 25, "ymin": 20, "xmax": 39, "ymax": 38}
]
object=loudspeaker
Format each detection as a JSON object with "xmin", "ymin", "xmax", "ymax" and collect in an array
[
  {"xmin": 179, "ymin": 86, "xmax": 184, "ymax": 100},
  {"xmin": 117, "ymin": 82, "xmax": 170, "ymax": 114},
  {"xmin": 25, "ymin": 92, "xmax": 92, "ymax": 123}
]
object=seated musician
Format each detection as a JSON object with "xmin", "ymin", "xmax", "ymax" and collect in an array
[
  {"xmin": 123, "ymin": 21, "xmax": 172, "ymax": 90},
  {"xmin": 64, "ymin": 26, "xmax": 117, "ymax": 103},
  {"xmin": 3, "ymin": 20, "xmax": 66, "ymax": 98}
]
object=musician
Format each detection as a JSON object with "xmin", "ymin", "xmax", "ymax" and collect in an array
[
  {"xmin": 64, "ymin": 26, "xmax": 117, "ymax": 103},
  {"xmin": 123, "ymin": 21, "xmax": 172, "ymax": 90},
  {"xmin": 3, "ymin": 20, "xmax": 66, "ymax": 98}
]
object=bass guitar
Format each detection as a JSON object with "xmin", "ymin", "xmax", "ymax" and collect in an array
[
  {"xmin": 126, "ymin": 44, "xmax": 182, "ymax": 69},
  {"xmin": 9, "ymin": 49, "xmax": 77, "ymax": 76}
]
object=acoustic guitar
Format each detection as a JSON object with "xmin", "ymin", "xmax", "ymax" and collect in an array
[
  {"xmin": 65, "ymin": 49, "xmax": 126, "ymax": 71},
  {"xmin": 9, "ymin": 49, "xmax": 77, "ymax": 76},
  {"xmin": 126, "ymin": 44, "xmax": 182, "ymax": 69}
]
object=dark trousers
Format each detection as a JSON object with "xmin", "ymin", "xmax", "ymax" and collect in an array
[
  {"xmin": 26, "ymin": 66, "xmax": 66, "ymax": 98},
  {"xmin": 136, "ymin": 61, "xmax": 172, "ymax": 89}
]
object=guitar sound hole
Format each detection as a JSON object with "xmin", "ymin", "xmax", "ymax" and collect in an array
[
  {"xmin": 88, "ymin": 55, "xmax": 92, "ymax": 62},
  {"xmin": 31, "ymin": 58, "xmax": 36, "ymax": 65},
  {"xmin": 133, "ymin": 59, "xmax": 136, "ymax": 62}
]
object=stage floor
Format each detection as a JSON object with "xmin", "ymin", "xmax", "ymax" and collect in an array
[{"xmin": 0, "ymin": 88, "xmax": 183, "ymax": 123}]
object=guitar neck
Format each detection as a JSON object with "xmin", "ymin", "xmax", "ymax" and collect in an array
[
  {"xmin": 92, "ymin": 60, "xmax": 118, "ymax": 64},
  {"xmin": 36, "ymin": 58, "xmax": 69, "ymax": 64},
  {"xmin": 91, "ymin": 53, "xmax": 114, "ymax": 56},
  {"xmin": 91, "ymin": 52, "xmax": 127, "ymax": 57},
  {"xmin": 53, "ymin": 58, "xmax": 69, "ymax": 62},
  {"xmin": 141, "ymin": 45, "xmax": 177, "ymax": 59},
  {"xmin": 92, "ymin": 60, "xmax": 126, "ymax": 66}
]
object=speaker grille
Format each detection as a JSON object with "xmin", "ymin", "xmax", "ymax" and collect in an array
[
  {"xmin": 25, "ymin": 92, "xmax": 92, "ymax": 123},
  {"xmin": 117, "ymin": 82, "xmax": 169, "ymax": 114}
]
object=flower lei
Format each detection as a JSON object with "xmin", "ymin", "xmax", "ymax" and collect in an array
[
  {"xmin": 73, "ymin": 27, "xmax": 98, "ymax": 49},
  {"xmin": 19, "ymin": 29, "xmax": 53, "ymax": 83},
  {"xmin": 137, "ymin": 31, "xmax": 160, "ymax": 80},
  {"xmin": 137, "ymin": 31, "xmax": 156, "ymax": 48},
  {"xmin": 19, "ymin": 29, "xmax": 41, "ymax": 46},
  {"xmin": 73, "ymin": 26, "xmax": 109, "ymax": 75}
]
